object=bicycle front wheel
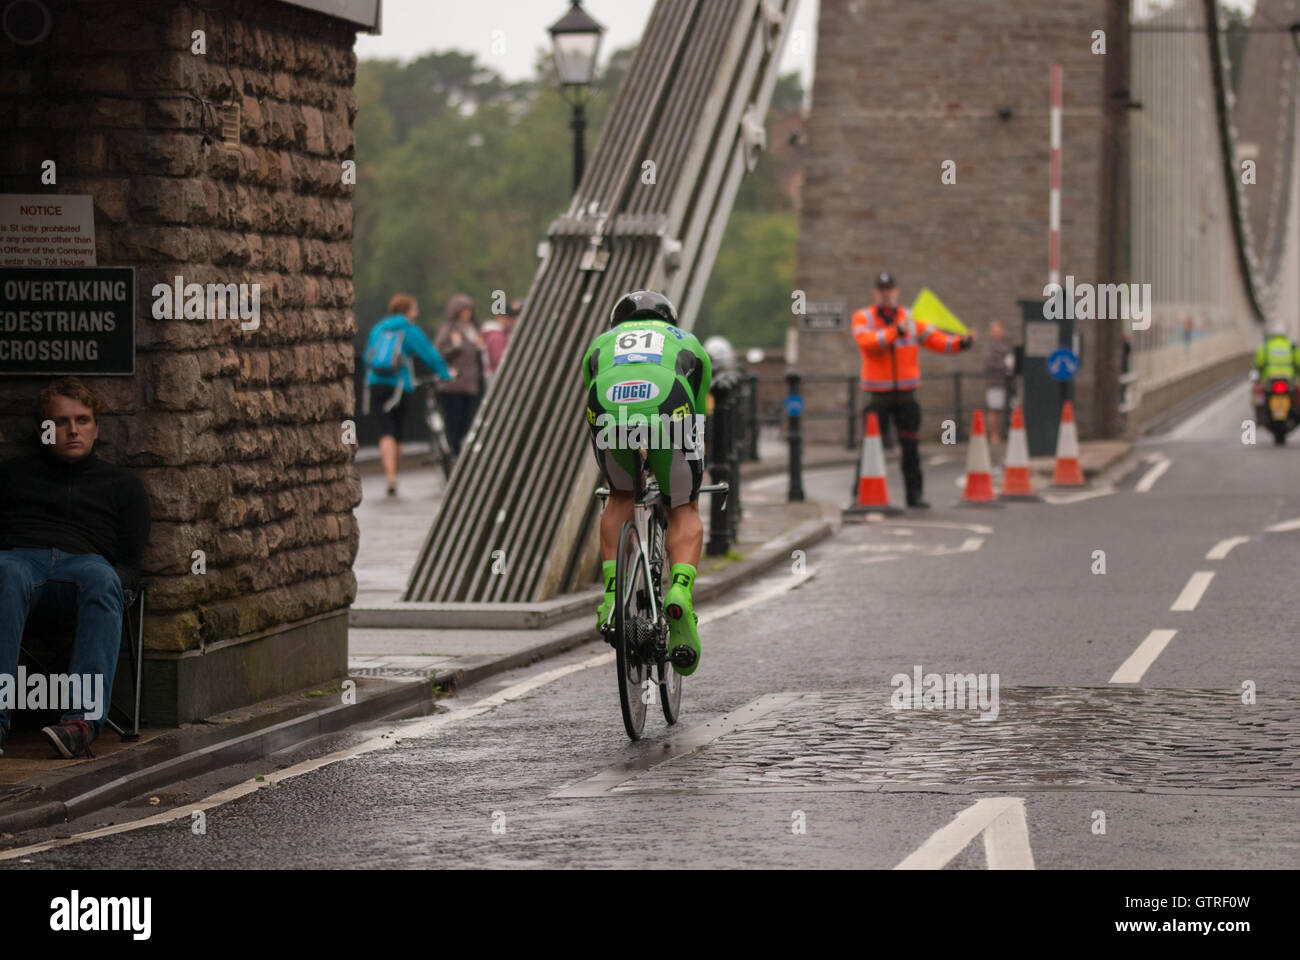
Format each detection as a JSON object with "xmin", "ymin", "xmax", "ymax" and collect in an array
[{"xmin": 614, "ymin": 519, "xmax": 652, "ymax": 740}]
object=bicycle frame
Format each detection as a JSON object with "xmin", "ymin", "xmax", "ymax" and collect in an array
[{"xmin": 594, "ymin": 451, "xmax": 729, "ymax": 634}]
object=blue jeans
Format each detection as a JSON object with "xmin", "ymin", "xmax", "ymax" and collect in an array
[{"xmin": 0, "ymin": 548, "xmax": 124, "ymax": 738}]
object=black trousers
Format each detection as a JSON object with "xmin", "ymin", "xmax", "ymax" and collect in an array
[
  {"xmin": 441, "ymin": 392, "xmax": 481, "ymax": 456},
  {"xmin": 861, "ymin": 390, "xmax": 924, "ymax": 504}
]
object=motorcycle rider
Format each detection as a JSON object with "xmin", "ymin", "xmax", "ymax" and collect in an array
[
  {"xmin": 1252, "ymin": 322, "xmax": 1300, "ymax": 443},
  {"xmin": 1253, "ymin": 322, "xmax": 1300, "ymax": 384}
]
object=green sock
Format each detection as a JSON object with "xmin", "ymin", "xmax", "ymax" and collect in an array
[
  {"xmin": 596, "ymin": 559, "xmax": 617, "ymax": 629},
  {"xmin": 668, "ymin": 563, "xmax": 696, "ymax": 598}
]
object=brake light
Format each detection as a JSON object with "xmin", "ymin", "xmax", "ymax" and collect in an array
[{"xmin": 1273, "ymin": 381, "xmax": 1289, "ymax": 394}]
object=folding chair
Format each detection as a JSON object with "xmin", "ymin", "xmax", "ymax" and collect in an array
[
  {"xmin": 105, "ymin": 584, "xmax": 145, "ymax": 741},
  {"xmin": 18, "ymin": 583, "xmax": 146, "ymax": 742}
]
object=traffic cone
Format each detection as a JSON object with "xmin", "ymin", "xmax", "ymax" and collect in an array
[
  {"xmin": 959, "ymin": 409, "xmax": 1001, "ymax": 507},
  {"xmin": 999, "ymin": 406, "xmax": 1040, "ymax": 501},
  {"xmin": 844, "ymin": 412, "xmax": 902, "ymax": 518},
  {"xmin": 1051, "ymin": 400, "xmax": 1085, "ymax": 487}
]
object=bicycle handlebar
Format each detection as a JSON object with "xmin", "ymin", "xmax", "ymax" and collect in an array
[{"xmin": 594, "ymin": 481, "xmax": 728, "ymax": 499}]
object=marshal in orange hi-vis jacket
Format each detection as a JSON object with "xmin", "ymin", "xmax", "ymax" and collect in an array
[{"xmin": 851, "ymin": 304, "xmax": 964, "ymax": 392}]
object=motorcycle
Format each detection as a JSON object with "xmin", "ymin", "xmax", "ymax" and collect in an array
[{"xmin": 1251, "ymin": 369, "xmax": 1299, "ymax": 445}]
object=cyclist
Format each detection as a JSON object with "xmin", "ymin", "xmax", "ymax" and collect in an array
[{"xmin": 582, "ymin": 291, "xmax": 712, "ymax": 675}]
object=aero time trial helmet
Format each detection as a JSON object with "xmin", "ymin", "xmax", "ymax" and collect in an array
[{"xmin": 609, "ymin": 290, "xmax": 677, "ymax": 329}]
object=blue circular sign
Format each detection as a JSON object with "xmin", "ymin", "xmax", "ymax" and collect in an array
[
  {"xmin": 1048, "ymin": 348, "xmax": 1079, "ymax": 381},
  {"xmin": 784, "ymin": 394, "xmax": 804, "ymax": 416}
]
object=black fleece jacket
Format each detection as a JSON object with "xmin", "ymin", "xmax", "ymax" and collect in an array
[{"xmin": 0, "ymin": 441, "xmax": 151, "ymax": 591}]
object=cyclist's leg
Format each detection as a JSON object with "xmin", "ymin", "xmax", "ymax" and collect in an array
[
  {"xmin": 649, "ymin": 386, "xmax": 704, "ymax": 674},
  {"xmin": 665, "ymin": 501, "xmax": 702, "ymax": 567},
  {"xmin": 587, "ymin": 387, "xmax": 637, "ymax": 632}
]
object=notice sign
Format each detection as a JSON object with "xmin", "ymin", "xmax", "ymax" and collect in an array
[
  {"xmin": 800, "ymin": 301, "xmax": 845, "ymax": 332},
  {"xmin": 0, "ymin": 267, "xmax": 135, "ymax": 375},
  {"xmin": 0, "ymin": 194, "xmax": 97, "ymax": 267},
  {"xmin": 1024, "ymin": 321, "xmax": 1061, "ymax": 358}
]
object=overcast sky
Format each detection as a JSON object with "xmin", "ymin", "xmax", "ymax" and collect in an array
[{"xmin": 357, "ymin": 0, "xmax": 820, "ymax": 92}]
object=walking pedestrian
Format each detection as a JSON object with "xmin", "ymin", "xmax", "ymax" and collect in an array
[
  {"xmin": 434, "ymin": 294, "xmax": 486, "ymax": 457},
  {"xmin": 363, "ymin": 293, "xmax": 453, "ymax": 497}
]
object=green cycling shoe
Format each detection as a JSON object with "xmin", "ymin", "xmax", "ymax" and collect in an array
[{"xmin": 663, "ymin": 562, "xmax": 700, "ymax": 676}]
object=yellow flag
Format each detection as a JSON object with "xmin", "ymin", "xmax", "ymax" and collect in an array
[{"xmin": 910, "ymin": 288, "xmax": 968, "ymax": 336}]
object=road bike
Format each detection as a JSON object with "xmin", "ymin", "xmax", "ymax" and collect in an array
[{"xmin": 596, "ymin": 451, "xmax": 727, "ymax": 740}]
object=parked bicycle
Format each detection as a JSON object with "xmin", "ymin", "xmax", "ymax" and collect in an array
[
  {"xmin": 595, "ymin": 451, "xmax": 727, "ymax": 740},
  {"xmin": 411, "ymin": 376, "xmax": 454, "ymax": 481}
]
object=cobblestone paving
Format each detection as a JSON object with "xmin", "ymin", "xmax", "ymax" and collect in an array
[{"xmin": 612, "ymin": 688, "xmax": 1300, "ymax": 795}]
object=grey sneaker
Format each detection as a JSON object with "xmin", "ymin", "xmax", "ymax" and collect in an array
[{"xmin": 42, "ymin": 718, "xmax": 95, "ymax": 759}]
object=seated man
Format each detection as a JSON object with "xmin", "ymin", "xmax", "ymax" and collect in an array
[{"xmin": 0, "ymin": 379, "xmax": 151, "ymax": 759}]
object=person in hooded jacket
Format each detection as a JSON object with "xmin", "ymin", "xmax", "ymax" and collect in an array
[{"xmin": 434, "ymin": 294, "xmax": 488, "ymax": 457}]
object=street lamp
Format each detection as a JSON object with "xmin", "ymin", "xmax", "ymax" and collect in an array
[{"xmin": 549, "ymin": 1, "xmax": 605, "ymax": 192}]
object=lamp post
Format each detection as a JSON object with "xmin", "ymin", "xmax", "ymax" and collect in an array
[{"xmin": 549, "ymin": 1, "xmax": 605, "ymax": 193}]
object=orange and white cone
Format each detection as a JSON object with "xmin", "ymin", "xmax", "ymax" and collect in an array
[
  {"xmin": 1051, "ymin": 400, "xmax": 1085, "ymax": 487},
  {"xmin": 845, "ymin": 411, "xmax": 902, "ymax": 517},
  {"xmin": 959, "ymin": 409, "xmax": 1001, "ymax": 506},
  {"xmin": 998, "ymin": 406, "xmax": 1040, "ymax": 501}
]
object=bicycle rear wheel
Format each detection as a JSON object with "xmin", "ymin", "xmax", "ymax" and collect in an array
[
  {"xmin": 649, "ymin": 505, "xmax": 682, "ymax": 724},
  {"xmin": 614, "ymin": 519, "xmax": 652, "ymax": 740}
]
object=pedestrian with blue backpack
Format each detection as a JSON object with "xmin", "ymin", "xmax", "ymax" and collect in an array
[{"xmin": 364, "ymin": 293, "xmax": 454, "ymax": 497}]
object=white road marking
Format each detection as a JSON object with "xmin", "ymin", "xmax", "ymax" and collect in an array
[
  {"xmin": 1170, "ymin": 571, "xmax": 1215, "ymax": 612},
  {"xmin": 1, "ymin": 567, "xmax": 816, "ymax": 860},
  {"xmin": 876, "ymin": 519, "xmax": 994, "ymax": 535},
  {"xmin": 931, "ymin": 537, "xmax": 985, "ymax": 556},
  {"xmin": 927, "ymin": 455, "xmax": 952, "ymax": 466},
  {"xmin": 1042, "ymin": 485, "xmax": 1115, "ymax": 505},
  {"xmin": 1265, "ymin": 516, "xmax": 1300, "ymax": 533},
  {"xmin": 846, "ymin": 538, "xmax": 983, "ymax": 558},
  {"xmin": 1109, "ymin": 629, "xmax": 1177, "ymax": 684},
  {"xmin": 1134, "ymin": 454, "xmax": 1172, "ymax": 493},
  {"xmin": 1205, "ymin": 537, "xmax": 1249, "ymax": 560},
  {"xmin": 895, "ymin": 797, "xmax": 1034, "ymax": 870},
  {"xmin": 700, "ymin": 569, "xmax": 817, "ymax": 624},
  {"xmin": 1157, "ymin": 381, "xmax": 1249, "ymax": 441}
]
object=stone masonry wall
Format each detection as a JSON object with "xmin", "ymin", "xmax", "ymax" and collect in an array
[
  {"xmin": 0, "ymin": 0, "xmax": 362, "ymax": 653},
  {"xmin": 796, "ymin": 0, "xmax": 1121, "ymax": 442}
]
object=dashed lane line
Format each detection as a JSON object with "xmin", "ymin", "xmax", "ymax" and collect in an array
[
  {"xmin": 1205, "ymin": 537, "xmax": 1249, "ymax": 560},
  {"xmin": 1109, "ymin": 629, "xmax": 1178, "ymax": 684},
  {"xmin": 1265, "ymin": 517, "xmax": 1300, "ymax": 533},
  {"xmin": 1170, "ymin": 571, "xmax": 1215, "ymax": 612}
]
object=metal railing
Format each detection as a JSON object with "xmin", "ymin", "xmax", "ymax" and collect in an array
[{"xmin": 749, "ymin": 371, "xmax": 1015, "ymax": 447}]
